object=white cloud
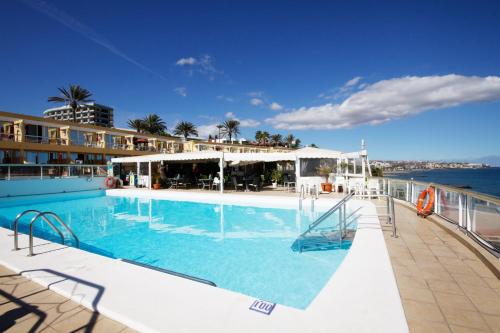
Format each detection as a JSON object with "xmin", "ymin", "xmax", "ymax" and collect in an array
[
  {"xmin": 345, "ymin": 76, "xmax": 362, "ymax": 87},
  {"xmin": 239, "ymin": 119, "xmax": 261, "ymax": 127},
  {"xmin": 173, "ymin": 86, "xmax": 187, "ymax": 97},
  {"xmin": 175, "ymin": 55, "xmax": 221, "ymax": 80},
  {"xmin": 217, "ymin": 95, "xmax": 235, "ymax": 102},
  {"xmin": 266, "ymin": 74, "xmax": 500, "ymax": 130},
  {"xmin": 175, "ymin": 57, "xmax": 197, "ymax": 66},
  {"xmin": 225, "ymin": 112, "xmax": 261, "ymax": 128},
  {"xmin": 197, "ymin": 123, "xmax": 219, "ymax": 138},
  {"xmin": 248, "ymin": 91, "xmax": 264, "ymax": 98},
  {"xmin": 250, "ymin": 98, "xmax": 264, "ymax": 106},
  {"xmin": 320, "ymin": 76, "xmax": 364, "ymax": 100},
  {"xmin": 269, "ymin": 102, "xmax": 283, "ymax": 111}
]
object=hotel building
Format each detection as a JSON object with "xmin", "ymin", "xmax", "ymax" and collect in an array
[
  {"xmin": 0, "ymin": 111, "xmax": 291, "ymax": 166},
  {"xmin": 43, "ymin": 102, "xmax": 114, "ymax": 127}
]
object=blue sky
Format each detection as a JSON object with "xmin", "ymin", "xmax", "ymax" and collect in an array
[{"xmin": 1, "ymin": 0, "xmax": 500, "ymax": 160}]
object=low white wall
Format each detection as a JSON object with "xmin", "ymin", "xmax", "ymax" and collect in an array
[{"xmin": 0, "ymin": 177, "xmax": 105, "ymax": 197}]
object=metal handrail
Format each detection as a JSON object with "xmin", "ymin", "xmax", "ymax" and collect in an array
[
  {"xmin": 354, "ymin": 194, "xmax": 397, "ymax": 238},
  {"xmin": 373, "ymin": 176, "xmax": 500, "ymax": 204},
  {"xmin": 12, "ymin": 210, "xmax": 65, "ymax": 250},
  {"xmin": 304, "ymin": 192, "xmax": 355, "ymax": 235},
  {"xmin": 28, "ymin": 212, "xmax": 80, "ymax": 256},
  {"xmin": 376, "ymin": 176, "xmax": 499, "ymax": 256}
]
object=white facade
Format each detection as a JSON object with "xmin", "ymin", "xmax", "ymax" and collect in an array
[{"xmin": 44, "ymin": 102, "xmax": 114, "ymax": 127}]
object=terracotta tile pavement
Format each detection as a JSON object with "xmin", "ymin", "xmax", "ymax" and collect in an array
[{"xmin": 379, "ymin": 200, "xmax": 500, "ymax": 333}]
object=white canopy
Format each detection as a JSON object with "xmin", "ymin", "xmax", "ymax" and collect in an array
[
  {"xmin": 294, "ymin": 147, "xmax": 343, "ymax": 159},
  {"xmin": 112, "ymin": 147, "xmax": 352, "ymax": 164},
  {"xmin": 112, "ymin": 151, "xmax": 223, "ymax": 163}
]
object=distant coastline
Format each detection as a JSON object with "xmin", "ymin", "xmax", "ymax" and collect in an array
[{"xmin": 383, "ymin": 167, "xmax": 500, "ymax": 197}]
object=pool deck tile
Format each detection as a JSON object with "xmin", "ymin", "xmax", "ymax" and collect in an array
[
  {"xmin": 0, "ymin": 265, "xmax": 134, "ymax": 333},
  {"xmin": 379, "ymin": 200, "xmax": 500, "ymax": 333}
]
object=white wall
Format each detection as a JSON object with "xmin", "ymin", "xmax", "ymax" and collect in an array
[{"xmin": 0, "ymin": 177, "xmax": 105, "ymax": 197}]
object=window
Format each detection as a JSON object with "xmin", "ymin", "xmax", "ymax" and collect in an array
[{"xmin": 300, "ymin": 158, "xmax": 337, "ymax": 177}]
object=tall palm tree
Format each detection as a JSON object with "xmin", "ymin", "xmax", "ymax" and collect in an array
[
  {"xmin": 255, "ymin": 130, "xmax": 263, "ymax": 144},
  {"xmin": 285, "ymin": 134, "xmax": 295, "ymax": 148},
  {"xmin": 270, "ymin": 134, "xmax": 283, "ymax": 146},
  {"xmin": 216, "ymin": 124, "xmax": 224, "ymax": 141},
  {"xmin": 221, "ymin": 119, "xmax": 240, "ymax": 143},
  {"xmin": 262, "ymin": 131, "xmax": 270, "ymax": 146},
  {"xmin": 174, "ymin": 121, "xmax": 198, "ymax": 139},
  {"xmin": 48, "ymin": 85, "xmax": 93, "ymax": 122},
  {"xmin": 142, "ymin": 114, "xmax": 167, "ymax": 135},
  {"xmin": 293, "ymin": 138, "xmax": 301, "ymax": 148},
  {"xmin": 127, "ymin": 119, "xmax": 145, "ymax": 133}
]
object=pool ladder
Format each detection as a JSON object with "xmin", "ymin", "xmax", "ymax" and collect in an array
[
  {"xmin": 12, "ymin": 210, "xmax": 79, "ymax": 256},
  {"xmin": 299, "ymin": 184, "xmax": 319, "ymax": 211}
]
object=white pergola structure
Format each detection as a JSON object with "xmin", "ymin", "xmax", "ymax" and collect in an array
[{"xmin": 111, "ymin": 145, "xmax": 370, "ymax": 193}]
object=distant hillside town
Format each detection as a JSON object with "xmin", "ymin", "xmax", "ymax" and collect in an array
[{"xmin": 370, "ymin": 160, "xmax": 489, "ymax": 172}]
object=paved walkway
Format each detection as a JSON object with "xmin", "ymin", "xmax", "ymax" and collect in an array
[
  {"xmin": 0, "ymin": 265, "xmax": 135, "ymax": 333},
  {"xmin": 380, "ymin": 200, "xmax": 500, "ymax": 333}
]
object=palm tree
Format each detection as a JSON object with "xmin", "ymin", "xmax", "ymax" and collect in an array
[
  {"xmin": 174, "ymin": 121, "xmax": 198, "ymax": 139},
  {"xmin": 221, "ymin": 119, "xmax": 240, "ymax": 143},
  {"xmin": 255, "ymin": 130, "xmax": 263, "ymax": 144},
  {"xmin": 270, "ymin": 134, "xmax": 283, "ymax": 146},
  {"xmin": 48, "ymin": 85, "xmax": 93, "ymax": 122},
  {"xmin": 285, "ymin": 134, "xmax": 295, "ymax": 148},
  {"xmin": 142, "ymin": 114, "xmax": 167, "ymax": 135},
  {"xmin": 127, "ymin": 119, "xmax": 145, "ymax": 133},
  {"xmin": 262, "ymin": 131, "xmax": 270, "ymax": 146},
  {"xmin": 293, "ymin": 138, "xmax": 301, "ymax": 148},
  {"xmin": 216, "ymin": 124, "xmax": 224, "ymax": 141}
]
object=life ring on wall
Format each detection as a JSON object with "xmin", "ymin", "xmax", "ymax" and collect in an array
[
  {"xmin": 105, "ymin": 176, "xmax": 116, "ymax": 189},
  {"xmin": 417, "ymin": 187, "xmax": 435, "ymax": 218}
]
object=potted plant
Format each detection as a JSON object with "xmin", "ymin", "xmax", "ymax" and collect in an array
[
  {"xmin": 153, "ymin": 177, "xmax": 161, "ymax": 190},
  {"xmin": 317, "ymin": 164, "xmax": 333, "ymax": 193},
  {"xmin": 271, "ymin": 169, "xmax": 283, "ymax": 188}
]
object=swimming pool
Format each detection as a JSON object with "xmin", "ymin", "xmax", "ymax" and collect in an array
[{"xmin": 0, "ymin": 190, "xmax": 354, "ymax": 309}]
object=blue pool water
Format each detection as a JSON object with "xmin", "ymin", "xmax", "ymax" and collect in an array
[{"xmin": 0, "ymin": 191, "xmax": 353, "ymax": 309}]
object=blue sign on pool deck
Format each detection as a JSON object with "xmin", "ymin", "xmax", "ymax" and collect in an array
[{"xmin": 250, "ymin": 300, "xmax": 276, "ymax": 315}]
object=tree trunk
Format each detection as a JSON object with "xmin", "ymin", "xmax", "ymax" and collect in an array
[{"xmin": 72, "ymin": 106, "xmax": 77, "ymax": 122}]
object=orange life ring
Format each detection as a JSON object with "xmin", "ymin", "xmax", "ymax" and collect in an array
[
  {"xmin": 417, "ymin": 187, "xmax": 435, "ymax": 217},
  {"xmin": 105, "ymin": 176, "xmax": 116, "ymax": 189}
]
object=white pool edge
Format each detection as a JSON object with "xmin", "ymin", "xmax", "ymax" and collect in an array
[{"xmin": 0, "ymin": 190, "xmax": 408, "ymax": 333}]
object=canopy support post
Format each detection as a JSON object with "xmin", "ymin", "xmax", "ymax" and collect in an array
[
  {"xmin": 148, "ymin": 161, "xmax": 152, "ymax": 189},
  {"xmin": 220, "ymin": 154, "xmax": 224, "ymax": 194}
]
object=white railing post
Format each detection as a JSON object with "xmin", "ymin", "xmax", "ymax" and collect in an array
[
  {"xmin": 40, "ymin": 165, "xmax": 43, "ymax": 180},
  {"xmin": 406, "ymin": 181, "xmax": 410, "ymax": 202},
  {"xmin": 434, "ymin": 187, "xmax": 439, "ymax": 215},
  {"xmin": 458, "ymin": 192, "xmax": 464, "ymax": 228},
  {"xmin": 7, "ymin": 165, "xmax": 10, "ymax": 180}
]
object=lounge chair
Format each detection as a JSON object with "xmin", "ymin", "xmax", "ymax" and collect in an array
[
  {"xmin": 232, "ymin": 176, "xmax": 244, "ymax": 191},
  {"xmin": 248, "ymin": 176, "xmax": 261, "ymax": 192}
]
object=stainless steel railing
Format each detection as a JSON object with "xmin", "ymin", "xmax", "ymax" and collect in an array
[
  {"xmin": 354, "ymin": 194, "xmax": 396, "ymax": 238},
  {"xmin": 374, "ymin": 176, "xmax": 500, "ymax": 256},
  {"xmin": 12, "ymin": 209, "xmax": 79, "ymax": 256}
]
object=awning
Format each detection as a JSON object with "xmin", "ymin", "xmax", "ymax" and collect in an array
[
  {"xmin": 223, "ymin": 152, "xmax": 295, "ymax": 162},
  {"xmin": 112, "ymin": 151, "xmax": 223, "ymax": 163},
  {"xmin": 111, "ymin": 147, "xmax": 355, "ymax": 164},
  {"xmin": 294, "ymin": 147, "xmax": 343, "ymax": 159}
]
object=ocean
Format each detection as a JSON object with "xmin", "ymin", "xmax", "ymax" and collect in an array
[{"xmin": 385, "ymin": 167, "xmax": 500, "ymax": 198}]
